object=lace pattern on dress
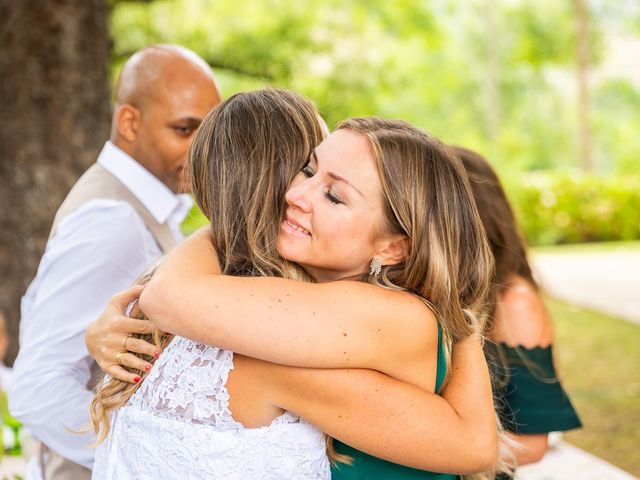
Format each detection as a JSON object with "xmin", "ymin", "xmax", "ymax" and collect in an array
[{"xmin": 92, "ymin": 336, "xmax": 330, "ymax": 479}]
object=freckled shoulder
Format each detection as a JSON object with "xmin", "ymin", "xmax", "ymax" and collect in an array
[{"xmin": 376, "ymin": 287, "xmax": 439, "ymax": 345}]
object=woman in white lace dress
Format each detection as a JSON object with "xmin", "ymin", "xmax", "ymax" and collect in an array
[{"xmin": 88, "ymin": 89, "xmax": 499, "ymax": 479}]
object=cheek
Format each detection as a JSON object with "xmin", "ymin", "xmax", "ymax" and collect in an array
[
  {"xmin": 344, "ymin": 218, "xmax": 379, "ymax": 253},
  {"xmin": 170, "ymin": 136, "xmax": 192, "ymax": 159},
  {"xmin": 157, "ymin": 138, "xmax": 192, "ymax": 170},
  {"xmin": 317, "ymin": 211, "xmax": 366, "ymax": 252}
]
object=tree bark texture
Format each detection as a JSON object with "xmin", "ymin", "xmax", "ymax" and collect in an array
[{"xmin": 0, "ymin": 0, "xmax": 111, "ymax": 364}]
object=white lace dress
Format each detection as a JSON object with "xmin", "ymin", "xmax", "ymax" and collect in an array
[{"xmin": 92, "ymin": 336, "xmax": 330, "ymax": 479}]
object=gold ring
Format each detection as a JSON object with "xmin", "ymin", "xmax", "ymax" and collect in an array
[
  {"xmin": 115, "ymin": 351, "xmax": 126, "ymax": 365},
  {"xmin": 121, "ymin": 336, "xmax": 130, "ymax": 350}
]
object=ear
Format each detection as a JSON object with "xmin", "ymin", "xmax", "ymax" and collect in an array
[
  {"xmin": 115, "ymin": 104, "xmax": 141, "ymax": 143},
  {"xmin": 375, "ymin": 234, "xmax": 410, "ymax": 267},
  {"xmin": 0, "ymin": 333, "xmax": 8, "ymax": 359}
]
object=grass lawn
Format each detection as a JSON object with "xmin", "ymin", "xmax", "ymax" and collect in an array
[{"xmin": 547, "ymin": 296, "xmax": 640, "ymax": 477}]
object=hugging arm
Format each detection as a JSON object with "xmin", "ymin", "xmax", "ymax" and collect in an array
[
  {"xmin": 87, "ymin": 296, "xmax": 497, "ymax": 473},
  {"xmin": 140, "ymin": 227, "xmax": 435, "ymax": 376},
  {"xmin": 252, "ymin": 334, "xmax": 496, "ymax": 473},
  {"xmin": 88, "ymin": 225, "xmax": 497, "ymax": 471}
]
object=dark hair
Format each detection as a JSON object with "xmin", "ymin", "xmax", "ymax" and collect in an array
[{"xmin": 452, "ymin": 146, "xmax": 535, "ymax": 317}]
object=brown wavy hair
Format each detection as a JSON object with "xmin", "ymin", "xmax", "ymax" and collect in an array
[
  {"xmin": 453, "ymin": 146, "xmax": 538, "ymax": 476},
  {"xmin": 90, "ymin": 88, "xmax": 325, "ymax": 443}
]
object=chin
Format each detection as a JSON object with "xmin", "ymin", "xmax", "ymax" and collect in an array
[
  {"xmin": 276, "ymin": 245, "xmax": 295, "ymax": 263},
  {"xmin": 276, "ymin": 240, "xmax": 303, "ymax": 265}
]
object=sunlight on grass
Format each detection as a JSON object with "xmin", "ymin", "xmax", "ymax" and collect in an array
[{"xmin": 547, "ymin": 296, "xmax": 640, "ymax": 476}]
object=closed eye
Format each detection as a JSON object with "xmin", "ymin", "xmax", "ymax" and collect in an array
[
  {"xmin": 301, "ymin": 164, "xmax": 315, "ymax": 178},
  {"xmin": 324, "ymin": 191, "xmax": 342, "ymax": 205}
]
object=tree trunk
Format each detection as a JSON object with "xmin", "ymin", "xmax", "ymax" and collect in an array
[
  {"xmin": 574, "ymin": 0, "xmax": 593, "ymax": 172},
  {"xmin": 0, "ymin": 0, "xmax": 111, "ymax": 364},
  {"xmin": 485, "ymin": 0, "xmax": 500, "ymax": 141}
]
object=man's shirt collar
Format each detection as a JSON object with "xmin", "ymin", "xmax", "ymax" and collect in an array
[{"xmin": 97, "ymin": 141, "xmax": 193, "ymax": 226}]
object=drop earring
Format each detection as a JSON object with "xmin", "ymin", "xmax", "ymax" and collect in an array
[{"xmin": 369, "ymin": 258, "xmax": 382, "ymax": 277}]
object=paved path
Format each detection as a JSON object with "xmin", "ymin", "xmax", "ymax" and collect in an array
[
  {"xmin": 532, "ymin": 249, "xmax": 640, "ymax": 325},
  {"xmin": 516, "ymin": 440, "xmax": 638, "ymax": 479},
  {"xmin": 2, "ymin": 442, "xmax": 637, "ymax": 479},
  {"xmin": 0, "ymin": 455, "xmax": 27, "ymax": 478}
]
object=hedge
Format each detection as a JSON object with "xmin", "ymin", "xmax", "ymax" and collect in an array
[{"xmin": 506, "ymin": 173, "xmax": 640, "ymax": 246}]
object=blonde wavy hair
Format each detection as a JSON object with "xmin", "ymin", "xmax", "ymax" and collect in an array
[
  {"xmin": 336, "ymin": 118, "xmax": 510, "ymax": 478},
  {"xmin": 338, "ymin": 118, "xmax": 493, "ymax": 381}
]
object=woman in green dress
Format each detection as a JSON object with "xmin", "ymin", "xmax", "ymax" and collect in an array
[
  {"xmin": 454, "ymin": 147, "xmax": 582, "ymax": 473},
  {"xmin": 88, "ymin": 89, "xmax": 500, "ymax": 478}
]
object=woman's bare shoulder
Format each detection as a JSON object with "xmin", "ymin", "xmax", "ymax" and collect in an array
[
  {"xmin": 491, "ymin": 275, "xmax": 554, "ymax": 348},
  {"xmin": 316, "ymin": 281, "xmax": 439, "ymax": 348}
]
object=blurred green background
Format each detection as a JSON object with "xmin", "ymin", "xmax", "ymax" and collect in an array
[{"xmin": 111, "ymin": 0, "xmax": 640, "ymax": 245}]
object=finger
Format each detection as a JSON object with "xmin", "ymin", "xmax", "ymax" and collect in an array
[
  {"xmin": 105, "ymin": 364, "xmax": 143, "ymax": 384},
  {"xmin": 143, "ymin": 315, "xmax": 167, "ymax": 334},
  {"xmin": 124, "ymin": 337, "xmax": 159, "ymax": 359},
  {"xmin": 118, "ymin": 352, "xmax": 153, "ymax": 374},
  {"xmin": 111, "ymin": 285, "xmax": 145, "ymax": 311},
  {"xmin": 128, "ymin": 300, "xmax": 143, "ymax": 319},
  {"xmin": 114, "ymin": 316, "xmax": 154, "ymax": 335}
]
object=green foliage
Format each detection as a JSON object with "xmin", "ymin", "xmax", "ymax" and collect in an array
[
  {"xmin": 507, "ymin": 173, "xmax": 640, "ymax": 246},
  {"xmin": 503, "ymin": 0, "xmax": 576, "ymax": 68},
  {"xmin": 110, "ymin": 0, "xmax": 640, "ymax": 243},
  {"xmin": 181, "ymin": 206, "xmax": 208, "ymax": 236},
  {"xmin": 593, "ymin": 79, "xmax": 640, "ymax": 174}
]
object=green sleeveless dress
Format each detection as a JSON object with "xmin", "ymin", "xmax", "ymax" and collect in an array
[
  {"xmin": 330, "ymin": 325, "xmax": 458, "ymax": 480},
  {"xmin": 492, "ymin": 344, "xmax": 581, "ymax": 435},
  {"xmin": 492, "ymin": 344, "xmax": 582, "ymax": 480}
]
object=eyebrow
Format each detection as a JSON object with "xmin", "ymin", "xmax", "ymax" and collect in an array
[
  {"xmin": 311, "ymin": 151, "xmax": 364, "ymax": 198},
  {"xmin": 173, "ymin": 117, "xmax": 202, "ymax": 127}
]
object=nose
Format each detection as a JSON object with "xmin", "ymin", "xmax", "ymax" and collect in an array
[{"xmin": 285, "ymin": 174, "xmax": 313, "ymax": 213}]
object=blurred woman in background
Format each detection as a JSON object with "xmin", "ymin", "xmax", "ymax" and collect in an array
[{"xmin": 454, "ymin": 146, "xmax": 582, "ymax": 472}]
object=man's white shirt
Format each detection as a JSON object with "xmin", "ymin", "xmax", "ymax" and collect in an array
[{"xmin": 9, "ymin": 141, "xmax": 192, "ymax": 469}]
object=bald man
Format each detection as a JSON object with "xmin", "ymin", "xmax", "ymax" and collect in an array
[{"xmin": 10, "ymin": 45, "xmax": 221, "ymax": 479}]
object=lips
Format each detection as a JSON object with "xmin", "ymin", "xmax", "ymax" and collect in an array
[{"xmin": 283, "ymin": 214, "xmax": 311, "ymax": 237}]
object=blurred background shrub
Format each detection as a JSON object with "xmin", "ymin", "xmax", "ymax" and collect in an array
[{"xmin": 506, "ymin": 173, "xmax": 640, "ymax": 246}]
